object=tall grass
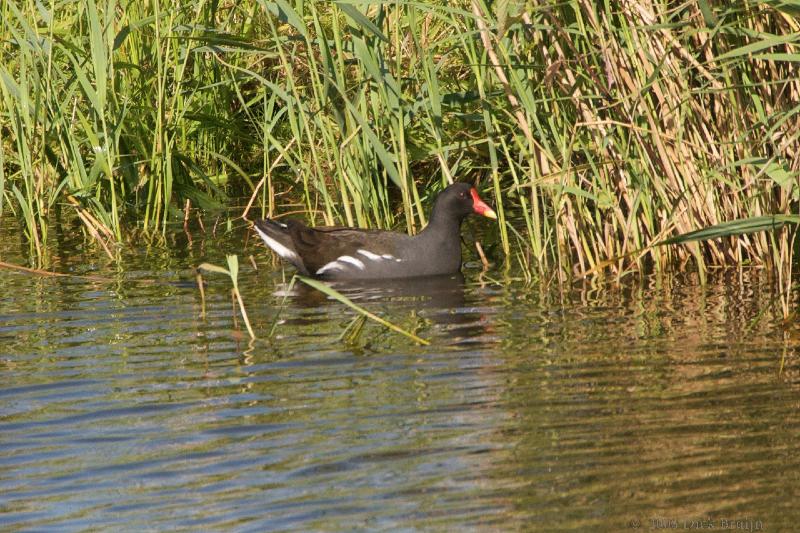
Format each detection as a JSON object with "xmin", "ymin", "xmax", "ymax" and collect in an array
[{"xmin": 2, "ymin": 0, "xmax": 800, "ymax": 282}]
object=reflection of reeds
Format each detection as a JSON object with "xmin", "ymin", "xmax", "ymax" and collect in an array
[{"xmin": 3, "ymin": 1, "xmax": 800, "ymax": 283}]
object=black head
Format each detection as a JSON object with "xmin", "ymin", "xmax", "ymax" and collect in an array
[{"xmin": 431, "ymin": 183, "xmax": 497, "ymax": 223}]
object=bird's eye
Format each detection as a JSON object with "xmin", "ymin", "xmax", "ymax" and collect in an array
[{"xmin": 459, "ymin": 192, "xmax": 467, "ymax": 199}]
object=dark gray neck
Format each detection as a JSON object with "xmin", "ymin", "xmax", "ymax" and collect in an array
[
  {"xmin": 414, "ymin": 213, "xmax": 464, "ymax": 274},
  {"xmin": 420, "ymin": 199, "xmax": 467, "ymax": 238}
]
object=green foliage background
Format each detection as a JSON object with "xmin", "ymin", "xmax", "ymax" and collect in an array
[{"xmin": 2, "ymin": 0, "xmax": 800, "ymax": 278}]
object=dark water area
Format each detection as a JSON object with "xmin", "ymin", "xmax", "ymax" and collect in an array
[{"xmin": 1, "ymin": 221, "xmax": 800, "ymax": 531}]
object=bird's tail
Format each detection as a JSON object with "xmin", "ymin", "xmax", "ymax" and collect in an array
[{"xmin": 253, "ymin": 219, "xmax": 299, "ymax": 265}]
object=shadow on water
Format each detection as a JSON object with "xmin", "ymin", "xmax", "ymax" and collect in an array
[
  {"xmin": 2, "ymin": 223, "xmax": 800, "ymax": 530},
  {"xmin": 284, "ymin": 273, "xmax": 466, "ymax": 310},
  {"xmin": 272, "ymin": 274, "xmax": 485, "ymax": 343},
  {"xmin": 294, "ymin": 273, "xmax": 466, "ymax": 317}
]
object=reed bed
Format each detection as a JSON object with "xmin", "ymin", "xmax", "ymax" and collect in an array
[{"xmin": 2, "ymin": 0, "xmax": 800, "ymax": 283}]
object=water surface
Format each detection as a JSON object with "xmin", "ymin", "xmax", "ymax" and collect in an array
[{"xmin": 1, "ymin": 224, "xmax": 799, "ymax": 530}]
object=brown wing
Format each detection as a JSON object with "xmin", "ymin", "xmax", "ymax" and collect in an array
[{"xmin": 286, "ymin": 220, "xmax": 408, "ymax": 274}]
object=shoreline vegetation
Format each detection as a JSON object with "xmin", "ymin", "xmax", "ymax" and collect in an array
[{"xmin": 2, "ymin": 1, "xmax": 800, "ymax": 286}]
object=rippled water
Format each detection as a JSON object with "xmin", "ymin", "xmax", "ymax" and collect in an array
[{"xmin": 2, "ymin": 224, "xmax": 800, "ymax": 530}]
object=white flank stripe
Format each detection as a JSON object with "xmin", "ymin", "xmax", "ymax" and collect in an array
[
  {"xmin": 381, "ymin": 253, "xmax": 396, "ymax": 260},
  {"xmin": 338, "ymin": 255, "xmax": 365, "ymax": 270},
  {"xmin": 254, "ymin": 226, "xmax": 297, "ymax": 261},
  {"xmin": 316, "ymin": 261, "xmax": 345, "ymax": 275},
  {"xmin": 316, "ymin": 255, "xmax": 367, "ymax": 275},
  {"xmin": 357, "ymin": 249, "xmax": 383, "ymax": 261}
]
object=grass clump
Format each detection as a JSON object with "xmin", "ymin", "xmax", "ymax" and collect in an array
[{"xmin": 2, "ymin": 0, "xmax": 800, "ymax": 285}]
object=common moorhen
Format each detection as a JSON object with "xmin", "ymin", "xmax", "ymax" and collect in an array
[{"xmin": 254, "ymin": 183, "xmax": 497, "ymax": 280}]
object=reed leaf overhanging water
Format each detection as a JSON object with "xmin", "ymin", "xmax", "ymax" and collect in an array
[{"xmin": 2, "ymin": 0, "xmax": 800, "ymax": 282}]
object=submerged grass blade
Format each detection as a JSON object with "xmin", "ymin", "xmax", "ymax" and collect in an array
[
  {"xmin": 340, "ymin": 314, "xmax": 368, "ymax": 344},
  {"xmin": 296, "ymin": 275, "xmax": 430, "ymax": 345}
]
